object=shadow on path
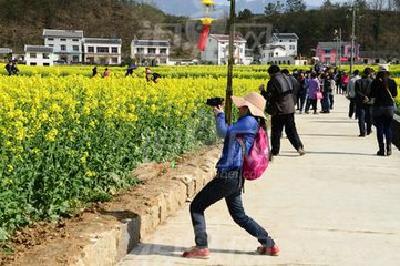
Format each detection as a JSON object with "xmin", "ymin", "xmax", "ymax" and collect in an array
[
  {"xmin": 131, "ymin": 243, "xmax": 255, "ymax": 258},
  {"xmin": 300, "ymin": 133, "xmax": 357, "ymax": 138}
]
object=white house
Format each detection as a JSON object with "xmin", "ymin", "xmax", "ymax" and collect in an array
[
  {"xmin": 83, "ymin": 38, "xmax": 122, "ymax": 65},
  {"xmin": 201, "ymin": 34, "xmax": 247, "ymax": 65},
  {"xmin": 131, "ymin": 40, "xmax": 170, "ymax": 65},
  {"xmin": 24, "ymin": 45, "xmax": 56, "ymax": 66},
  {"xmin": 43, "ymin": 29, "xmax": 84, "ymax": 63},
  {"xmin": 260, "ymin": 33, "xmax": 299, "ymax": 64}
]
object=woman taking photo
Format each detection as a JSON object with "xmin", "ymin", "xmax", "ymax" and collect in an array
[{"xmin": 183, "ymin": 92, "xmax": 278, "ymax": 259}]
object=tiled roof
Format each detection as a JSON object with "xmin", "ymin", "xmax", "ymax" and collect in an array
[
  {"xmin": 318, "ymin": 41, "xmax": 351, "ymax": 49},
  {"xmin": 43, "ymin": 29, "xmax": 84, "ymax": 39},
  {"xmin": 132, "ymin": 40, "xmax": 170, "ymax": 46},
  {"xmin": 24, "ymin": 45, "xmax": 53, "ymax": 53},
  {"xmin": 0, "ymin": 48, "xmax": 12, "ymax": 54},
  {"xmin": 85, "ymin": 38, "xmax": 122, "ymax": 44},
  {"xmin": 209, "ymin": 34, "xmax": 246, "ymax": 42},
  {"xmin": 273, "ymin": 33, "xmax": 299, "ymax": 40}
]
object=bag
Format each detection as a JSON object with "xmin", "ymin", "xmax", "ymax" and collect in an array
[
  {"xmin": 316, "ymin": 91, "xmax": 323, "ymax": 100},
  {"xmin": 238, "ymin": 127, "xmax": 270, "ymax": 181},
  {"xmin": 385, "ymin": 83, "xmax": 398, "ymax": 112}
]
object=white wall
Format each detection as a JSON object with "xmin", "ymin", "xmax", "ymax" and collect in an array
[
  {"xmin": 83, "ymin": 43, "xmax": 122, "ymax": 65},
  {"xmin": 131, "ymin": 43, "xmax": 170, "ymax": 64},
  {"xmin": 201, "ymin": 38, "xmax": 246, "ymax": 65},
  {"xmin": 44, "ymin": 37, "xmax": 83, "ymax": 62},
  {"xmin": 25, "ymin": 51, "xmax": 57, "ymax": 66}
]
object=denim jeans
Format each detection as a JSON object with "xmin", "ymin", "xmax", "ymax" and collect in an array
[
  {"xmin": 356, "ymin": 104, "xmax": 372, "ymax": 135},
  {"xmin": 190, "ymin": 171, "xmax": 275, "ymax": 248},
  {"xmin": 374, "ymin": 114, "xmax": 393, "ymax": 151}
]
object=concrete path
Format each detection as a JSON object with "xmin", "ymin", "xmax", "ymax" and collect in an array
[{"xmin": 119, "ymin": 95, "xmax": 400, "ymax": 266}]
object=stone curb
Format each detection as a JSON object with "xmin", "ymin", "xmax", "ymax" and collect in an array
[
  {"xmin": 11, "ymin": 146, "xmax": 220, "ymax": 266},
  {"xmin": 392, "ymin": 114, "xmax": 400, "ymax": 150}
]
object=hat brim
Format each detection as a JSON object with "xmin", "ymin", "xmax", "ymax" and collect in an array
[{"xmin": 232, "ymin": 96, "xmax": 266, "ymax": 118}]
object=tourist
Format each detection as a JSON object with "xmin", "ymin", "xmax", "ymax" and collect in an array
[
  {"xmin": 346, "ymin": 70, "xmax": 361, "ymax": 119},
  {"xmin": 355, "ymin": 69, "xmax": 373, "ymax": 137},
  {"xmin": 370, "ymin": 71, "xmax": 398, "ymax": 156},
  {"xmin": 102, "ymin": 68, "xmax": 111, "ymax": 78},
  {"xmin": 305, "ymin": 71, "xmax": 320, "ymax": 115},
  {"xmin": 264, "ymin": 65, "xmax": 305, "ymax": 158},
  {"xmin": 183, "ymin": 92, "xmax": 279, "ymax": 258}
]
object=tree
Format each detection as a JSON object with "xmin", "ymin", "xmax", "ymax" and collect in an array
[
  {"xmin": 238, "ymin": 9, "xmax": 254, "ymax": 20},
  {"xmin": 265, "ymin": 3, "xmax": 279, "ymax": 16},
  {"xmin": 286, "ymin": 0, "xmax": 306, "ymax": 12}
]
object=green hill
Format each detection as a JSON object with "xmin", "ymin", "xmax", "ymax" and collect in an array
[{"xmin": 0, "ymin": 0, "xmax": 180, "ymax": 58}]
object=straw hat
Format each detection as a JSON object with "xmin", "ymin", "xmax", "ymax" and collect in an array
[{"xmin": 232, "ymin": 92, "xmax": 266, "ymax": 118}]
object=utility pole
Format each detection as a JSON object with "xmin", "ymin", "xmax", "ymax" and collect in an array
[
  {"xmin": 350, "ymin": 5, "xmax": 356, "ymax": 74},
  {"xmin": 225, "ymin": 0, "xmax": 235, "ymax": 125},
  {"xmin": 339, "ymin": 28, "xmax": 342, "ymax": 71}
]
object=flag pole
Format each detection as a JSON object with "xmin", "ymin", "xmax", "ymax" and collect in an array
[{"xmin": 225, "ymin": 0, "xmax": 235, "ymax": 125}]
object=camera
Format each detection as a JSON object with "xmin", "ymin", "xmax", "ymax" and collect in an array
[{"xmin": 206, "ymin": 97, "xmax": 224, "ymax": 107}]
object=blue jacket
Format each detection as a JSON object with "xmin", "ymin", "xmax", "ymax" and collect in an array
[{"xmin": 215, "ymin": 112, "xmax": 258, "ymax": 172}]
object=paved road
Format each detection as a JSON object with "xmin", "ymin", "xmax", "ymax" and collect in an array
[{"xmin": 119, "ymin": 95, "xmax": 400, "ymax": 266}]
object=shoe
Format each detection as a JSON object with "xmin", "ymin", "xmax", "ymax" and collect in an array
[
  {"xmin": 182, "ymin": 247, "xmax": 210, "ymax": 259},
  {"xmin": 297, "ymin": 146, "xmax": 306, "ymax": 156},
  {"xmin": 358, "ymin": 134, "xmax": 366, "ymax": 137},
  {"xmin": 256, "ymin": 245, "xmax": 280, "ymax": 256},
  {"xmin": 387, "ymin": 146, "xmax": 392, "ymax": 156},
  {"xmin": 377, "ymin": 150, "xmax": 385, "ymax": 156},
  {"xmin": 305, "ymin": 111, "xmax": 309, "ymax": 114},
  {"xmin": 367, "ymin": 131, "xmax": 372, "ymax": 135}
]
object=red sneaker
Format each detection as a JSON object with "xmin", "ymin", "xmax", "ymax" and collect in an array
[
  {"xmin": 256, "ymin": 245, "xmax": 280, "ymax": 256},
  {"xmin": 182, "ymin": 246, "xmax": 210, "ymax": 259}
]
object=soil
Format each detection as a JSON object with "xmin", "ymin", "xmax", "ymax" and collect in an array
[{"xmin": 0, "ymin": 145, "xmax": 220, "ymax": 266}]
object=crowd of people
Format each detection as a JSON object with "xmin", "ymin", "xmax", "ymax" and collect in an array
[{"xmin": 261, "ymin": 64, "xmax": 398, "ymax": 157}]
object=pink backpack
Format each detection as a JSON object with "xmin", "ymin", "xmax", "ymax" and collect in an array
[{"xmin": 238, "ymin": 127, "xmax": 270, "ymax": 181}]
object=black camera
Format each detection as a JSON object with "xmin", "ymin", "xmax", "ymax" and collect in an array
[{"xmin": 206, "ymin": 97, "xmax": 224, "ymax": 107}]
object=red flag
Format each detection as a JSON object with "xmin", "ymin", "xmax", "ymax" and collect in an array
[{"xmin": 197, "ymin": 24, "xmax": 211, "ymax": 51}]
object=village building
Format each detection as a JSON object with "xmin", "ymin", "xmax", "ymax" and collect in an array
[
  {"xmin": 0, "ymin": 48, "xmax": 12, "ymax": 62},
  {"xmin": 315, "ymin": 41, "xmax": 360, "ymax": 64},
  {"xmin": 83, "ymin": 38, "xmax": 122, "ymax": 65},
  {"xmin": 24, "ymin": 45, "xmax": 56, "ymax": 66},
  {"xmin": 43, "ymin": 29, "xmax": 84, "ymax": 63},
  {"xmin": 260, "ymin": 33, "xmax": 298, "ymax": 65},
  {"xmin": 201, "ymin": 34, "xmax": 247, "ymax": 65},
  {"xmin": 131, "ymin": 40, "xmax": 170, "ymax": 65}
]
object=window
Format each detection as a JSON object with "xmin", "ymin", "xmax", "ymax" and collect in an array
[
  {"xmin": 147, "ymin": 48, "xmax": 156, "ymax": 54},
  {"xmin": 240, "ymin": 48, "xmax": 244, "ymax": 53},
  {"xmin": 60, "ymin": 38, "xmax": 66, "ymax": 41},
  {"xmin": 72, "ymin": 45, "xmax": 80, "ymax": 51},
  {"xmin": 88, "ymin": 47, "xmax": 94, "ymax": 53},
  {"xmin": 325, "ymin": 49, "xmax": 331, "ymax": 54},
  {"xmin": 160, "ymin": 48, "xmax": 167, "ymax": 54},
  {"xmin": 136, "ymin": 48, "xmax": 144, "ymax": 53},
  {"xmin": 48, "ymin": 38, "xmax": 54, "ymax": 41},
  {"xmin": 111, "ymin": 57, "xmax": 118, "ymax": 63},
  {"xmin": 61, "ymin": 44, "xmax": 66, "ymax": 51},
  {"xmin": 48, "ymin": 44, "xmax": 54, "ymax": 48},
  {"xmin": 72, "ymin": 39, "xmax": 79, "ymax": 42},
  {"xmin": 290, "ymin": 45, "xmax": 296, "ymax": 50},
  {"xmin": 30, "ymin": 53, "xmax": 37, "ymax": 59},
  {"xmin": 43, "ymin": 63, "xmax": 50, "ymax": 66},
  {"xmin": 72, "ymin": 55, "xmax": 80, "ymax": 62},
  {"xmin": 111, "ymin": 47, "xmax": 118, "ymax": 53},
  {"xmin": 30, "ymin": 62, "xmax": 37, "ymax": 65},
  {"xmin": 96, "ymin": 47, "xmax": 109, "ymax": 53},
  {"xmin": 43, "ymin": 53, "xmax": 50, "ymax": 59}
]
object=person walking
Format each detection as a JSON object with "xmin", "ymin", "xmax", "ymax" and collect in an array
[
  {"xmin": 102, "ymin": 68, "xmax": 111, "ymax": 78},
  {"xmin": 346, "ymin": 70, "xmax": 361, "ymax": 119},
  {"xmin": 329, "ymin": 75, "xmax": 336, "ymax": 110},
  {"xmin": 183, "ymin": 92, "xmax": 279, "ymax": 258},
  {"xmin": 370, "ymin": 71, "xmax": 398, "ymax": 156},
  {"xmin": 355, "ymin": 69, "xmax": 373, "ymax": 137},
  {"xmin": 297, "ymin": 72, "xmax": 308, "ymax": 113},
  {"xmin": 265, "ymin": 65, "xmax": 305, "ymax": 158},
  {"xmin": 305, "ymin": 72, "xmax": 321, "ymax": 115}
]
